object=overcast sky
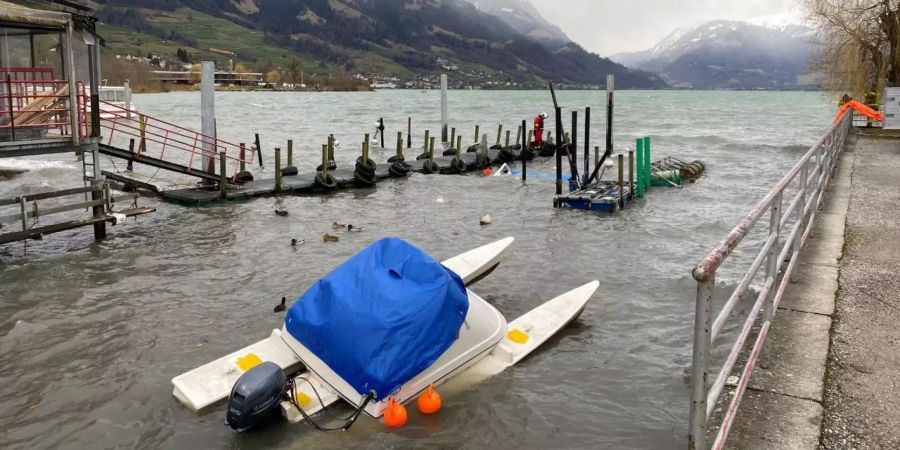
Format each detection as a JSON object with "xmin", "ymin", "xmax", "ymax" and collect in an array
[{"xmin": 530, "ymin": 0, "xmax": 799, "ymax": 55}]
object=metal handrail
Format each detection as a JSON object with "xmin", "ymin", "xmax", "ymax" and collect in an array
[
  {"xmin": 85, "ymin": 94, "xmax": 255, "ymax": 177},
  {"xmin": 687, "ymin": 110, "xmax": 853, "ymax": 449}
]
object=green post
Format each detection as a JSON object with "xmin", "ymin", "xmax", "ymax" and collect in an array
[
  {"xmin": 636, "ymin": 138, "xmax": 645, "ymax": 198},
  {"xmin": 644, "ymin": 136, "xmax": 651, "ymax": 191}
]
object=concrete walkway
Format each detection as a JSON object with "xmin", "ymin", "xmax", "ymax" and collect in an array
[
  {"xmin": 820, "ymin": 131, "xmax": 900, "ymax": 449},
  {"xmin": 728, "ymin": 129, "xmax": 900, "ymax": 449}
]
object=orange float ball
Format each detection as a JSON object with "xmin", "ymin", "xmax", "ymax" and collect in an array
[
  {"xmin": 384, "ymin": 398, "xmax": 408, "ymax": 428},
  {"xmin": 417, "ymin": 384, "xmax": 442, "ymax": 414}
]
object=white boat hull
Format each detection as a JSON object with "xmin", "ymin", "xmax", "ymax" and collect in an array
[
  {"xmin": 280, "ymin": 288, "xmax": 507, "ymax": 418},
  {"xmin": 171, "ymin": 237, "xmax": 515, "ymax": 412},
  {"xmin": 281, "ymin": 280, "xmax": 600, "ymax": 424}
]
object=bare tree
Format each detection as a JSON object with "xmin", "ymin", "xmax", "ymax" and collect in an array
[
  {"xmin": 803, "ymin": 0, "xmax": 900, "ymax": 97},
  {"xmin": 284, "ymin": 56, "xmax": 303, "ymax": 89}
]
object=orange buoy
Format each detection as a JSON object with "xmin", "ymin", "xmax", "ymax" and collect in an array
[
  {"xmin": 417, "ymin": 384, "xmax": 442, "ymax": 414},
  {"xmin": 384, "ymin": 398, "xmax": 408, "ymax": 428},
  {"xmin": 482, "ymin": 168, "xmax": 492, "ymax": 176}
]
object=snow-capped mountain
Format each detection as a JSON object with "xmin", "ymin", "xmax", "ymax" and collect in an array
[
  {"xmin": 612, "ymin": 17, "xmax": 819, "ymax": 90},
  {"xmin": 465, "ymin": 0, "xmax": 571, "ymax": 49}
]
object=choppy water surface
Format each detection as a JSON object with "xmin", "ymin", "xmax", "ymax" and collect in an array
[{"xmin": 0, "ymin": 90, "xmax": 832, "ymax": 449}]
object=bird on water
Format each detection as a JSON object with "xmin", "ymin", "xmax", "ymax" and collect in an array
[{"xmin": 274, "ymin": 297, "xmax": 286, "ymax": 313}]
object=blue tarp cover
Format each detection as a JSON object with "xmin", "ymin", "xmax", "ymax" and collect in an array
[{"xmin": 285, "ymin": 238, "xmax": 468, "ymax": 397}]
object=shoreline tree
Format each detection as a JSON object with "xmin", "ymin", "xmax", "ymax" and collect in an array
[{"xmin": 803, "ymin": 0, "xmax": 900, "ymax": 98}]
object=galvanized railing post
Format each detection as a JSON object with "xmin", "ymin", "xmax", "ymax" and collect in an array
[
  {"xmin": 791, "ymin": 161, "xmax": 809, "ymax": 283},
  {"xmin": 689, "ymin": 273, "xmax": 715, "ymax": 450},
  {"xmin": 760, "ymin": 191, "xmax": 783, "ymax": 368}
]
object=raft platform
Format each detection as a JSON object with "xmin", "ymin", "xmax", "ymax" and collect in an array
[
  {"xmin": 553, "ymin": 181, "xmax": 635, "ymax": 212},
  {"xmin": 113, "ymin": 149, "xmax": 504, "ymax": 205}
]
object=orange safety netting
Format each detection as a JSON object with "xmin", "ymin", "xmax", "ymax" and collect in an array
[{"xmin": 835, "ymin": 99, "xmax": 884, "ymax": 123}]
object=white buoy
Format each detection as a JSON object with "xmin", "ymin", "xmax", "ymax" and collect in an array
[
  {"xmin": 480, "ymin": 213, "xmax": 492, "ymax": 226},
  {"xmin": 436, "ymin": 196, "xmax": 445, "ymax": 204}
]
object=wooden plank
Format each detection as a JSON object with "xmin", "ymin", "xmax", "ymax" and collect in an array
[
  {"xmin": 0, "ymin": 186, "xmax": 100, "ymax": 207},
  {"xmin": 0, "ymin": 207, "xmax": 155, "ymax": 245},
  {"xmin": 0, "ymin": 198, "xmax": 104, "ymax": 223}
]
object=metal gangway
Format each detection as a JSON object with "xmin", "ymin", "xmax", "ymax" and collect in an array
[
  {"xmin": 81, "ymin": 91, "xmax": 256, "ymax": 184},
  {"xmin": 687, "ymin": 110, "xmax": 852, "ymax": 449}
]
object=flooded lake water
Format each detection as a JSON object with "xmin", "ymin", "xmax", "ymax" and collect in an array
[{"xmin": 0, "ymin": 89, "xmax": 832, "ymax": 449}]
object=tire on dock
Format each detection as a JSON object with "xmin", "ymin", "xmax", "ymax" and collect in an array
[
  {"xmin": 389, "ymin": 161, "xmax": 411, "ymax": 178},
  {"xmin": 450, "ymin": 158, "xmax": 467, "ymax": 174},
  {"xmin": 422, "ymin": 160, "xmax": 439, "ymax": 174},
  {"xmin": 314, "ymin": 172, "xmax": 338, "ymax": 190},
  {"xmin": 234, "ymin": 170, "xmax": 254, "ymax": 183},
  {"xmin": 281, "ymin": 166, "xmax": 298, "ymax": 176},
  {"xmin": 316, "ymin": 161, "xmax": 336, "ymax": 172}
]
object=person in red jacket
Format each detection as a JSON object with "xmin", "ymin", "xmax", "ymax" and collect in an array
[{"xmin": 533, "ymin": 112, "xmax": 547, "ymax": 147}]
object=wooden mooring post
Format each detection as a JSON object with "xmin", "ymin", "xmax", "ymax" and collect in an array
[
  {"xmin": 287, "ymin": 139, "xmax": 293, "ymax": 166},
  {"xmin": 239, "ymin": 143, "xmax": 246, "ymax": 173}
]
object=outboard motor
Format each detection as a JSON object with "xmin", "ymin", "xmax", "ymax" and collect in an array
[{"xmin": 225, "ymin": 361, "xmax": 287, "ymax": 431}]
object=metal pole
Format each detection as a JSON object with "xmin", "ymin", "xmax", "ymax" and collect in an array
[
  {"xmin": 689, "ymin": 275, "xmax": 714, "ymax": 450},
  {"xmin": 618, "ymin": 154, "xmax": 624, "ymax": 208},
  {"xmin": 606, "ymin": 74, "xmax": 614, "ymax": 161},
  {"xmin": 423, "ymin": 129, "xmax": 429, "ymax": 153},
  {"xmin": 628, "ymin": 150, "xmax": 635, "ymax": 200},
  {"xmin": 124, "ymin": 80, "xmax": 132, "ymax": 120},
  {"xmin": 64, "ymin": 19, "xmax": 79, "ymax": 146},
  {"xmin": 127, "ymin": 139, "xmax": 134, "ymax": 171},
  {"xmin": 379, "ymin": 118, "xmax": 385, "ymax": 148},
  {"xmin": 522, "ymin": 119, "xmax": 527, "ymax": 182},
  {"xmin": 440, "ymin": 74, "xmax": 448, "ymax": 143},
  {"xmin": 255, "ymin": 134, "xmax": 263, "ymax": 168},
  {"xmin": 555, "ymin": 107, "xmax": 562, "ymax": 195},
  {"xmin": 321, "ymin": 144, "xmax": 329, "ymax": 177},
  {"xmin": 274, "ymin": 147, "xmax": 282, "ymax": 193},
  {"xmin": 496, "ymin": 124, "xmax": 503, "ymax": 146},
  {"xmin": 407, "ymin": 117, "xmax": 411, "ymax": 149},
  {"xmin": 791, "ymin": 161, "xmax": 809, "ymax": 283},
  {"xmin": 450, "ymin": 127, "xmax": 456, "ymax": 150},
  {"xmin": 396, "ymin": 132, "xmax": 403, "ymax": 158},
  {"xmin": 6, "ymin": 75, "xmax": 15, "ymax": 142},
  {"xmin": 474, "ymin": 125, "xmax": 480, "ymax": 144},
  {"xmin": 571, "ymin": 110, "xmax": 578, "ymax": 185},
  {"xmin": 219, "ymin": 152, "xmax": 227, "ymax": 199},
  {"xmin": 505, "ymin": 130, "xmax": 510, "ymax": 147},
  {"xmin": 584, "ymin": 107, "xmax": 591, "ymax": 186},
  {"xmin": 201, "ymin": 61, "xmax": 216, "ymax": 174},
  {"xmin": 761, "ymin": 191, "xmax": 783, "ymax": 367}
]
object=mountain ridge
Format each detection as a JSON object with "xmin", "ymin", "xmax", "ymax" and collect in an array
[
  {"xmin": 612, "ymin": 18, "xmax": 819, "ymax": 90},
  {"xmin": 94, "ymin": 0, "xmax": 665, "ymax": 89}
]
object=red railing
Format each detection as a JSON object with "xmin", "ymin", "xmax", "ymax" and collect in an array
[
  {"xmin": 0, "ymin": 73, "xmax": 74, "ymax": 140},
  {"xmin": 86, "ymin": 93, "xmax": 255, "ymax": 178}
]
